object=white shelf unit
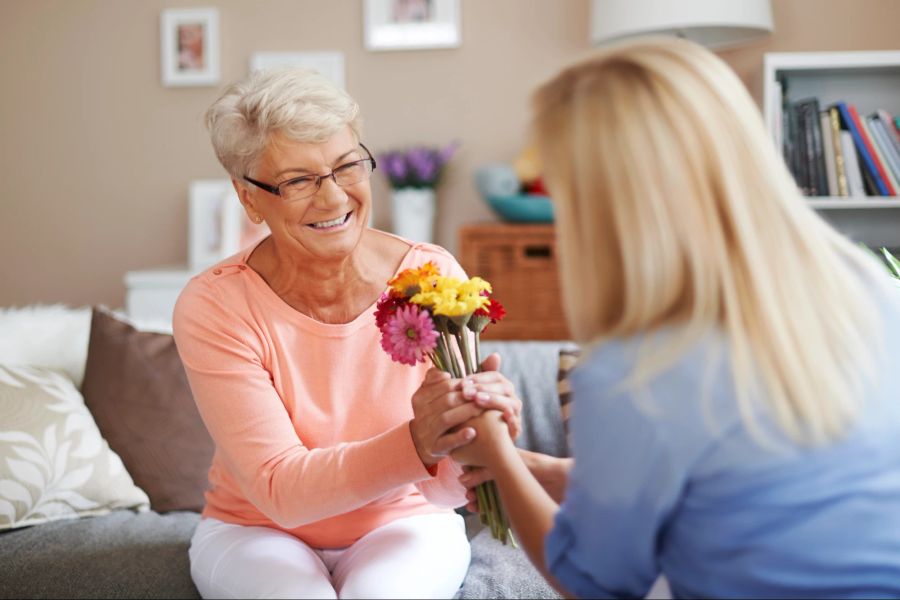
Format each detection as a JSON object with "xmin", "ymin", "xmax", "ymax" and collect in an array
[{"xmin": 763, "ymin": 50, "xmax": 900, "ymax": 247}]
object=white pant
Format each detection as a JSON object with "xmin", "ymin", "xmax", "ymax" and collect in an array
[{"xmin": 188, "ymin": 512, "xmax": 471, "ymax": 599}]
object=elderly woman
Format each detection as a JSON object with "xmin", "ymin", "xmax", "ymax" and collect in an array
[
  {"xmin": 453, "ymin": 37, "xmax": 900, "ymax": 598},
  {"xmin": 172, "ymin": 67, "xmax": 522, "ymax": 599}
]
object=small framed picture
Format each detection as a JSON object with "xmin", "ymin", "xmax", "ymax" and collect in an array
[
  {"xmin": 364, "ymin": 0, "xmax": 461, "ymax": 51},
  {"xmin": 188, "ymin": 180, "xmax": 269, "ymax": 271},
  {"xmin": 160, "ymin": 8, "xmax": 220, "ymax": 87},
  {"xmin": 249, "ymin": 51, "xmax": 346, "ymax": 89}
]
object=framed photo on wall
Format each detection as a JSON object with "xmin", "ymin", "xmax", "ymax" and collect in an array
[
  {"xmin": 160, "ymin": 8, "xmax": 220, "ymax": 87},
  {"xmin": 363, "ymin": 0, "xmax": 461, "ymax": 51},
  {"xmin": 188, "ymin": 180, "xmax": 269, "ymax": 271}
]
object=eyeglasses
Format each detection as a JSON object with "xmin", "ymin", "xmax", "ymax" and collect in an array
[{"xmin": 244, "ymin": 143, "xmax": 377, "ymax": 202}]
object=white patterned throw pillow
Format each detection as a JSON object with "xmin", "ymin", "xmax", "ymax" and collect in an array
[{"xmin": 0, "ymin": 365, "xmax": 150, "ymax": 530}]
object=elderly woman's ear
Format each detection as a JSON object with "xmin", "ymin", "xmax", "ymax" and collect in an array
[{"xmin": 232, "ymin": 179, "xmax": 264, "ymax": 225}]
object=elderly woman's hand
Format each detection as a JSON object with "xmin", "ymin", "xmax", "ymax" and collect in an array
[
  {"xmin": 461, "ymin": 353, "xmax": 523, "ymax": 440},
  {"xmin": 410, "ymin": 368, "xmax": 487, "ymax": 467}
]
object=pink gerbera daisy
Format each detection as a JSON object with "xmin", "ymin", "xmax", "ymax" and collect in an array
[{"xmin": 380, "ymin": 304, "xmax": 439, "ymax": 366}]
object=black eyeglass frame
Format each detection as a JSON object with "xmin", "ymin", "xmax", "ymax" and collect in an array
[{"xmin": 243, "ymin": 143, "xmax": 377, "ymax": 199}]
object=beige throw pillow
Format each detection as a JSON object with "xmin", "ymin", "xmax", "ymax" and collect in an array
[{"xmin": 0, "ymin": 365, "xmax": 150, "ymax": 530}]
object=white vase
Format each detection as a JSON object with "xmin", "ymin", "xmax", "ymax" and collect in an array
[{"xmin": 391, "ymin": 187, "xmax": 436, "ymax": 243}]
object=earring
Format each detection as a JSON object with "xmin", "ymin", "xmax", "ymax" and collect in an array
[{"xmin": 254, "ymin": 216, "xmax": 263, "ymax": 224}]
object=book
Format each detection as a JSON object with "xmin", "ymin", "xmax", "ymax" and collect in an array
[
  {"xmin": 869, "ymin": 116, "xmax": 900, "ymax": 185},
  {"xmin": 861, "ymin": 162, "xmax": 880, "ymax": 196},
  {"xmin": 790, "ymin": 102, "xmax": 810, "ymax": 194},
  {"xmin": 840, "ymin": 130, "xmax": 866, "ymax": 197},
  {"xmin": 820, "ymin": 111, "xmax": 838, "ymax": 196},
  {"xmin": 875, "ymin": 110, "xmax": 900, "ymax": 158},
  {"xmin": 863, "ymin": 116, "xmax": 900, "ymax": 192},
  {"xmin": 828, "ymin": 107, "xmax": 850, "ymax": 196},
  {"xmin": 834, "ymin": 102, "xmax": 893, "ymax": 196},
  {"xmin": 796, "ymin": 98, "xmax": 829, "ymax": 196},
  {"xmin": 849, "ymin": 104, "xmax": 896, "ymax": 195}
]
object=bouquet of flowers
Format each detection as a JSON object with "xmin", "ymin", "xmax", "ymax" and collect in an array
[
  {"xmin": 375, "ymin": 261, "xmax": 515, "ymax": 545},
  {"xmin": 380, "ymin": 142, "xmax": 459, "ymax": 189}
]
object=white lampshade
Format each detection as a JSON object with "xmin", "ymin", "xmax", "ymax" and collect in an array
[{"xmin": 591, "ymin": 0, "xmax": 773, "ymax": 49}]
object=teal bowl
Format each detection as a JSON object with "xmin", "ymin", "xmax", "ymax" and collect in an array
[{"xmin": 486, "ymin": 194, "xmax": 554, "ymax": 223}]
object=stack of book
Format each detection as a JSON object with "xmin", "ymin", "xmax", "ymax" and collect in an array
[{"xmin": 775, "ymin": 82, "xmax": 900, "ymax": 198}]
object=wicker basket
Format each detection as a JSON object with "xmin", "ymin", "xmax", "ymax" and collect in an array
[{"xmin": 458, "ymin": 223, "xmax": 570, "ymax": 340}]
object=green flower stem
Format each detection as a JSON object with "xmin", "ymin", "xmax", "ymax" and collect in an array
[
  {"xmin": 474, "ymin": 334, "xmax": 482, "ymax": 370},
  {"xmin": 495, "ymin": 487, "xmax": 515, "ymax": 547},
  {"xmin": 480, "ymin": 481, "xmax": 497, "ymax": 538},
  {"xmin": 487, "ymin": 482, "xmax": 503, "ymax": 540},
  {"xmin": 475, "ymin": 483, "xmax": 490, "ymax": 526},
  {"xmin": 446, "ymin": 331, "xmax": 463, "ymax": 378},
  {"xmin": 429, "ymin": 351, "xmax": 445, "ymax": 372},
  {"xmin": 458, "ymin": 330, "xmax": 476, "ymax": 376},
  {"xmin": 436, "ymin": 326, "xmax": 461, "ymax": 378}
]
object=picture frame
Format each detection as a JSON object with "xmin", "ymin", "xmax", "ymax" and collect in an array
[
  {"xmin": 363, "ymin": 0, "xmax": 461, "ymax": 51},
  {"xmin": 188, "ymin": 180, "xmax": 269, "ymax": 271},
  {"xmin": 249, "ymin": 51, "xmax": 346, "ymax": 89},
  {"xmin": 160, "ymin": 8, "xmax": 220, "ymax": 87}
]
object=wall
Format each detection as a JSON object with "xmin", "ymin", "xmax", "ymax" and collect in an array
[{"xmin": 1, "ymin": 0, "xmax": 898, "ymax": 309}]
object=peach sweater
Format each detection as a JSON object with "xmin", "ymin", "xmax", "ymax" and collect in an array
[{"xmin": 172, "ymin": 239, "xmax": 467, "ymax": 548}]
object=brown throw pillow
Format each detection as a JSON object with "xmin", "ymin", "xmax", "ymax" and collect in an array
[
  {"xmin": 80, "ymin": 307, "xmax": 213, "ymax": 513},
  {"xmin": 557, "ymin": 348, "xmax": 581, "ymax": 440}
]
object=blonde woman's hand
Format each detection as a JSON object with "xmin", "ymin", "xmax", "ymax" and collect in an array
[
  {"xmin": 458, "ymin": 449, "xmax": 574, "ymax": 512},
  {"xmin": 461, "ymin": 353, "xmax": 523, "ymax": 440},
  {"xmin": 449, "ymin": 409, "xmax": 514, "ymax": 468}
]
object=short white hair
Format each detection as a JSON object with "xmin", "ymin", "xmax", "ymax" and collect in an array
[{"xmin": 205, "ymin": 67, "xmax": 361, "ymax": 180}]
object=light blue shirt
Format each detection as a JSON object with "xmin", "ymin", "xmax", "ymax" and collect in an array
[{"xmin": 545, "ymin": 306, "xmax": 900, "ymax": 598}]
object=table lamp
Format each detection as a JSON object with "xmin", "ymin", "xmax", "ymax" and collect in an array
[{"xmin": 591, "ymin": 0, "xmax": 773, "ymax": 49}]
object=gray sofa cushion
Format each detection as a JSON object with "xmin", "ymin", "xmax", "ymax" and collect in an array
[
  {"xmin": 0, "ymin": 509, "xmax": 561, "ymax": 600},
  {"xmin": 458, "ymin": 527, "xmax": 561, "ymax": 599},
  {"xmin": 0, "ymin": 510, "xmax": 200, "ymax": 599}
]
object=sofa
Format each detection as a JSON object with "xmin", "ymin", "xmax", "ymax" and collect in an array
[{"xmin": 0, "ymin": 304, "xmax": 575, "ymax": 599}]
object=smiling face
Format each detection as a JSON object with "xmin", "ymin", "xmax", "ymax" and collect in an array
[{"xmin": 236, "ymin": 126, "xmax": 371, "ymax": 262}]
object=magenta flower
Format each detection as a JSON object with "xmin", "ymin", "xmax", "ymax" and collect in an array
[{"xmin": 380, "ymin": 304, "xmax": 439, "ymax": 366}]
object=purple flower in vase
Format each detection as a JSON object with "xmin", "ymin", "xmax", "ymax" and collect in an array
[
  {"xmin": 379, "ymin": 140, "xmax": 461, "ymax": 190},
  {"xmin": 382, "ymin": 152, "xmax": 409, "ymax": 187},
  {"xmin": 408, "ymin": 147, "xmax": 439, "ymax": 184}
]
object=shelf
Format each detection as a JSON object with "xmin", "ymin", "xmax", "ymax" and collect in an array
[
  {"xmin": 764, "ymin": 51, "xmax": 900, "ymax": 129},
  {"xmin": 762, "ymin": 50, "xmax": 900, "ymax": 247},
  {"xmin": 807, "ymin": 198, "xmax": 900, "ymax": 209}
]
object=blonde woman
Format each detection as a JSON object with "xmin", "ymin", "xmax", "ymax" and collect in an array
[
  {"xmin": 454, "ymin": 37, "xmax": 900, "ymax": 598},
  {"xmin": 173, "ymin": 67, "xmax": 523, "ymax": 599}
]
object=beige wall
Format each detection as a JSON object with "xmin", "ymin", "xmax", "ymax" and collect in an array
[{"xmin": 2, "ymin": 0, "xmax": 899, "ymax": 309}]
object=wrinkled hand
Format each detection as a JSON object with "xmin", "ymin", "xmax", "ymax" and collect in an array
[
  {"xmin": 449, "ymin": 409, "xmax": 512, "ymax": 468},
  {"xmin": 410, "ymin": 368, "xmax": 485, "ymax": 467},
  {"xmin": 462, "ymin": 353, "xmax": 523, "ymax": 440}
]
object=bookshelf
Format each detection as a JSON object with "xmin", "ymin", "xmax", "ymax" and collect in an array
[{"xmin": 763, "ymin": 50, "xmax": 900, "ymax": 246}]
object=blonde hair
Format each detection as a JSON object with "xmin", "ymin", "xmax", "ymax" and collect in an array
[
  {"xmin": 205, "ymin": 67, "xmax": 361, "ymax": 180},
  {"xmin": 532, "ymin": 37, "xmax": 889, "ymax": 444}
]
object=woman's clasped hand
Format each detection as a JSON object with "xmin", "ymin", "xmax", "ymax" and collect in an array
[{"xmin": 409, "ymin": 353, "xmax": 522, "ymax": 468}]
